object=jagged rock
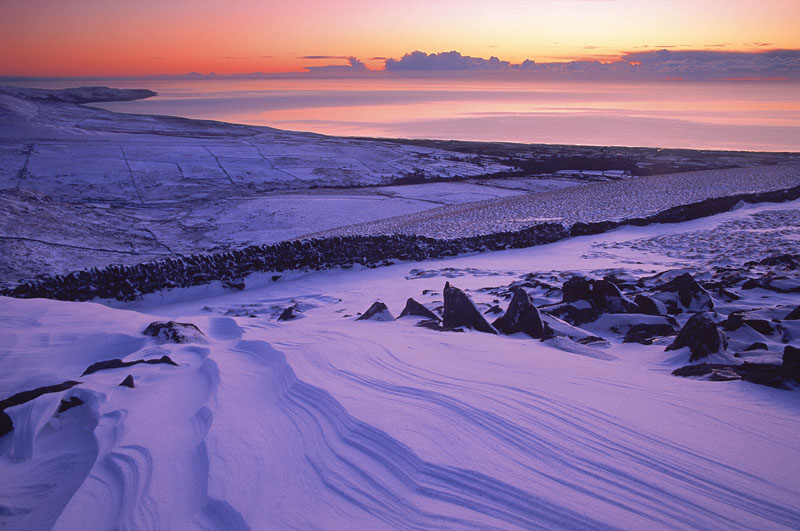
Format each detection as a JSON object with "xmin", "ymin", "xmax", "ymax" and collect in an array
[
  {"xmin": 0, "ymin": 411, "xmax": 13, "ymax": 438},
  {"xmin": 57, "ymin": 396, "xmax": 84, "ymax": 413},
  {"xmin": 541, "ymin": 300, "xmax": 598, "ymax": 326},
  {"xmin": 484, "ymin": 305, "xmax": 503, "ymax": 315},
  {"xmin": 398, "ymin": 298, "xmax": 439, "ymax": 321},
  {"xmin": 356, "ymin": 301, "xmax": 394, "ymax": 322},
  {"xmin": 785, "ymin": 305, "xmax": 800, "ymax": 320},
  {"xmin": 143, "ymin": 321, "xmax": 205, "ymax": 343},
  {"xmin": 562, "ymin": 276, "xmax": 591, "ymax": 303},
  {"xmin": 82, "ymin": 355, "xmax": 178, "ymax": 376},
  {"xmin": 493, "ymin": 288, "xmax": 550, "ymax": 339},
  {"xmin": 623, "ymin": 323, "xmax": 677, "ymax": 344},
  {"xmin": 654, "ymin": 273, "xmax": 714, "ymax": 314},
  {"xmin": 120, "ymin": 375, "xmax": 135, "ymax": 388},
  {"xmin": 666, "ymin": 312, "xmax": 727, "ymax": 361},
  {"xmin": 278, "ymin": 307, "xmax": 297, "ymax": 321},
  {"xmin": 443, "ymin": 282, "xmax": 497, "ymax": 334},
  {"xmin": 672, "ymin": 362, "xmax": 793, "ymax": 389},
  {"xmin": 784, "ymin": 345, "xmax": 800, "ymax": 366},
  {"xmin": 744, "ymin": 342, "xmax": 768, "ymax": 352},
  {"xmin": 634, "ymin": 294, "xmax": 667, "ymax": 316},
  {"xmin": 722, "ymin": 312, "xmax": 776, "ymax": 335}
]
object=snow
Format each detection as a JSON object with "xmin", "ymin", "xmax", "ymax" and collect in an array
[{"xmin": 2, "ymin": 200, "xmax": 799, "ymax": 529}]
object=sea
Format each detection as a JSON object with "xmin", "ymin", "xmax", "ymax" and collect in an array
[{"xmin": 9, "ymin": 77, "xmax": 800, "ymax": 152}]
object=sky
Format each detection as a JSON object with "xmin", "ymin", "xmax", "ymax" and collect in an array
[{"xmin": 2, "ymin": 0, "xmax": 800, "ymax": 78}]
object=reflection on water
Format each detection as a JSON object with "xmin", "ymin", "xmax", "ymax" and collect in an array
[{"xmin": 14, "ymin": 77, "xmax": 800, "ymax": 151}]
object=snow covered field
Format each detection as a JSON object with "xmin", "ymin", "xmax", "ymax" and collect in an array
[{"xmin": 2, "ymin": 200, "xmax": 799, "ymax": 529}]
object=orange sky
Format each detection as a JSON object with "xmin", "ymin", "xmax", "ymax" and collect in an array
[{"xmin": 1, "ymin": 0, "xmax": 799, "ymax": 77}]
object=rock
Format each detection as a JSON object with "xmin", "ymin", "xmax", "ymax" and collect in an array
[
  {"xmin": 278, "ymin": 307, "xmax": 297, "ymax": 321},
  {"xmin": 540, "ymin": 300, "xmax": 598, "ymax": 326},
  {"xmin": 634, "ymin": 294, "xmax": 667, "ymax": 316},
  {"xmin": 623, "ymin": 323, "xmax": 677, "ymax": 344},
  {"xmin": 709, "ymin": 368, "xmax": 742, "ymax": 381},
  {"xmin": 784, "ymin": 345, "xmax": 800, "ymax": 366},
  {"xmin": 0, "ymin": 381, "xmax": 82, "ymax": 411},
  {"xmin": 0, "ymin": 411, "xmax": 13, "ymax": 438},
  {"xmin": 562, "ymin": 276, "xmax": 591, "ymax": 303},
  {"xmin": 120, "ymin": 375, "xmax": 135, "ymax": 388},
  {"xmin": 82, "ymin": 355, "xmax": 178, "ymax": 376},
  {"xmin": 666, "ymin": 312, "xmax": 727, "ymax": 361},
  {"xmin": 492, "ymin": 288, "xmax": 550, "ymax": 339},
  {"xmin": 722, "ymin": 312, "xmax": 776, "ymax": 335},
  {"xmin": 484, "ymin": 305, "xmax": 503, "ymax": 315},
  {"xmin": 443, "ymin": 282, "xmax": 497, "ymax": 334},
  {"xmin": 398, "ymin": 298, "xmax": 439, "ymax": 321},
  {"xmin": 356, "ymin": 301, "xmax": 394, "ymax": 322},
  {"xmin": 785, "ymin": 305, "xmax": 800, "ymax": 320},
  {"xmin": 222, "ymin": 278, "xmax": 245, "ymax": 291},
  {"xmin": 57, "ymin": 396, "xmax": 84, "ymax": 413},
  {"xmin": 143, "ymin": 321, "xmax": 205, "ymax": 343},
  {"xmin": 655, "ymin": 273, "xmax": 714, "ymax": 313},
  {"xmin": 744, "ymin": 342, "xmax": 768, "ymax": 352}
]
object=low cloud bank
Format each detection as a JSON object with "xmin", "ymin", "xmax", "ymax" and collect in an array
[{"xmin": 382, "ymin": 49, "xmax": 800, "ymax": 80}]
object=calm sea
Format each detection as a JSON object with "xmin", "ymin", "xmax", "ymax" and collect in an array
[{"xmin": 11, "ymin": 77, "xmax": 800, "ymax": 151}]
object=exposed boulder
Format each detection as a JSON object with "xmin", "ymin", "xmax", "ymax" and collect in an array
[
  {"xmin": 634, "ymin": 294, "xmax": 667, "ymax": 316},
  {"xmin": 672, "ymin": 362, "xmax": 793, "ymax": 389},
  {"xmin": 744, "ymin": 342, "xmax": 768, "ymax": 352},
  {"xmin": 398, "ymin": 298, "xmax": 439, "ymax": 321},
  {"xmin": 0, "ymin": 411, "xmax": 13, "ymax": 438},
  {"xmin": 82, "ymin": 355, "xmax": 178, "ymax": 376},
  {"xmin": 120, "ymin": 375, "xmax": 135, "ymax": 388},
  {"xmin": 562, "ymin": 276, "xmax": 592, "ymax": 303},
  {"xmin": 143, "ymin": 321, "xmax": 206, "ymax": 344},
  {"xmin": 623, "ymin": 322, "xmax": 678, "ymax": 344},
  {"xmin": 493, "ymin": 288, "xmax": 551, "ymax": 339},
  {"xmin": 666, "ymin": 312, "xmax": 727, "ymax": 361},
  {"xmin": 443, "ymin": 282, "xmax": 497, "ymax": 334},
  {"xmin": 784, "ymin": 345, "xmax": 800, "ymax": 366},
  {"xmin": 57, "ymin": 396, "xmax": 84, "ymax": 413},
  {"xmin": 654, "ymin": 273, "xmax": 714, "ymax": 314},
  {"xmin": 356, "ymin": 301, "xmax": 394, "ymax": 322},
  {"xmin": 278, "ymin": 307, "xmax": 297, "ymax": 321},
  {"xmin": 785, "ymin": 305, "xmax": 800, "ymax": 320},
  {"xmin": 722, "ymin": 312, "xmax": 776, "ymax": 335}
]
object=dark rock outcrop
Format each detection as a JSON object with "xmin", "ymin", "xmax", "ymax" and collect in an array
[
  {"xmin": 493, "ymin": 288, "xmax": 550, "ymax": 339},
  {"xmin": 654, "ymin": 273, "xmax": 714, "ymax": 314},
  {"xmin": 443, "ymin": 282, "xmax": 497, "ymax": 334},
  {"xmin": 744, "ymin": 342, "xmax": 768, "ymax": 352},
  {"xmin": 623, "ymin": 323, "xmax": 677, "ymax": 344},
  {"xmin": 784, "ymin": 345, "xmax": 800, "ymax": 366},
  {"xmin": 0, "ymin": 411, "xmax": 11, "ymax": 438},
  {"xmin": 143, "ymin": 321, "xmax": 205, "ymax": 343},
  {"xmin": 785, "ymin": 305, "xmax": 800, "ymax": 320},
  {"xmin": 666, "ymin": 312, "xmax": 727, "ymax": 361},
  {"xmin": 398, "ymin": 298, "xmax": 439, "ymax": 321},
  {"xmin": 722, "ymin": 312, "xmax": 776, "ymax": 335},
  {"xmin": 82, "ymin": 355, "xmax": 178, "ymax": 376},
  {"xmin": 672, "ymin": 362, "xmax": 797, "ymax": 390},
  {"xmin": 356, "ymin": 301, "xmax": 394, "ymax": 321},
  {"xmin": 57, "ymin": 396, "xmax": 84, "ymax": 413},
  {"xmin": 278, "ymin": 307, "xmax": 297, "ymax": 321},
  {"xmin": 120, "ymin": 375, "xmax": 135, "ymax": 388},
  {"xmin": 634, "ymin": 294, "xmax": 667, "ymax": 316}
]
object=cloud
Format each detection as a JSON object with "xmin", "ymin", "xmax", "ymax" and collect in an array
[
  {"xmin": 304, "ymin": 56, "xmax": 368, "ymax": 74},
  {"xmin": 385, "ymin": 51, "xmax": 511, "ymax": 72},
  {"xmin": 620, "ymin": 49, "xmax": 800, "ymax": 79},
  {"xmin": 380, "ymin": 49, "xmax": 800, "ymax": 80},
  {"xmin": 302, "ymin": 55, "xmax": 350, "ymax": 60}
]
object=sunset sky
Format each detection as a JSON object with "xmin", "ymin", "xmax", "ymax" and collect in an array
[{"xmin": 2, "ymin": 0, "xmax": 799, "ymax": 77}]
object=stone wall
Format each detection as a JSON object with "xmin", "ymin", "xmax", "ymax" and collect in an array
[{"xmin": 3, "ymin": 184, "xmax": 799, "ymax": 302}]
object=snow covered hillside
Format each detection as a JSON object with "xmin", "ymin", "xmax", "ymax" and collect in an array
[{"xmin": 2, "ymin": 200, "xmax": 799, "ymax": 529}]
